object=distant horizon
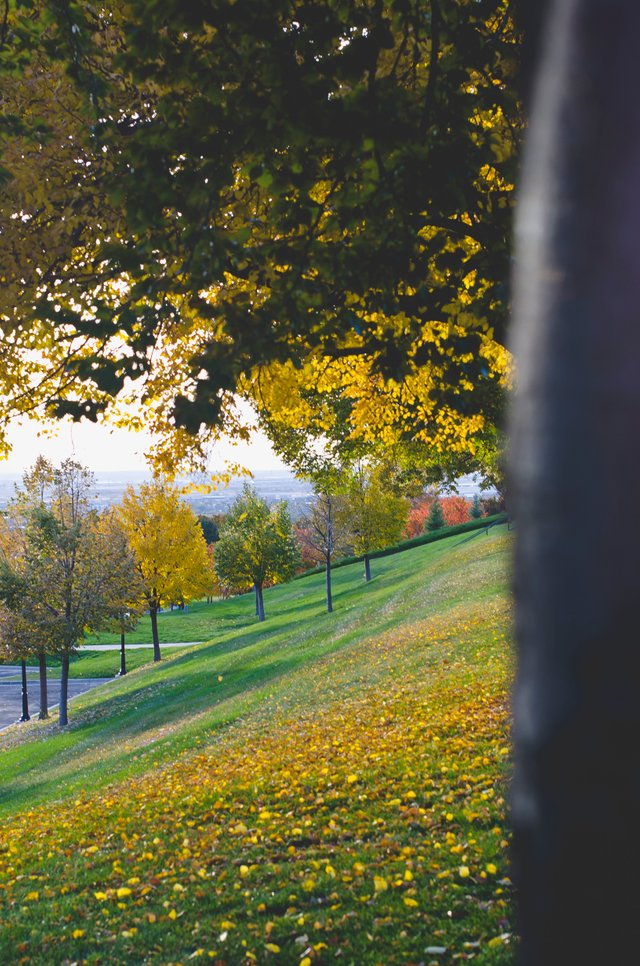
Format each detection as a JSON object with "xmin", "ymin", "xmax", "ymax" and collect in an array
[{"xmin": 0, "ymin": 466, "xmax": 298, "ymax": 478}]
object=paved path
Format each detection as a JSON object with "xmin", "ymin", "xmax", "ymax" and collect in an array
[
  {"xmin": 0, "ymin": 668, "xmax": 112, "ymax": 731},
  {"xmin": 79, "ymin": 641, "xmax": 202, "ymax": 651}
]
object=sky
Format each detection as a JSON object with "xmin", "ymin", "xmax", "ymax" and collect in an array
[{"xmin": 0, "ymin": 417, "xmax": 287, "ymax": 475}]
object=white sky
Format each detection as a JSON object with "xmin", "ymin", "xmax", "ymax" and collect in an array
[{"xmin": 0, "ymin": 417, "xmax": 287, "ymax": 474}]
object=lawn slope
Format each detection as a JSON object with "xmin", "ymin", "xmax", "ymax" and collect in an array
[{"xmin": 0, "ymin": 526, "xmax": 514, "ymax": 965}]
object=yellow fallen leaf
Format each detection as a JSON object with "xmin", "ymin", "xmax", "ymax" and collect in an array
[
  {"xmin": 116, "ymin": 887, "xmax": 132, "ymax": 898},
  {"xmin": 265, "ymin": 943, "xmax": 281, "ymax": 953},
  {"xmin": 374, "ymin": 876, "xmax": 388, "ymax": 893},
  {"xmin": 72, "ymin": 929, "xmax": 85, "ymax": 939}
]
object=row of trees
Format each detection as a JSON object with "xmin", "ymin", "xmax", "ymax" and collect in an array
[
  {"xmin": 0, "ymin": 456, "xmax": 481, "ymax": 721},
  {"xmin": 0, "ymin": 459, "xmax": 214, "ymax": 724},
  {"xmin": 403, "ymin": 491, "xmax": 499, "ymax": 539}
]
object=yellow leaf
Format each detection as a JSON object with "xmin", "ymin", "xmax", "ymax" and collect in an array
[
  {"xmin": 403, "ymin": 897, "xmax": 419, "ymax": 908},
  {"xmin": 94, "ymin": 892, "xmax": 108, "ymax": 901},
  {"xmin": 373, "ymin": 876, "xmax": 388, "ymax": 893},
  {"xmin": 116, "ymin": 887, "xmax": 132, "ymax": 898},
  {"xmin": 459, "ymin": 866, "xmax": 470, "ymax": 879},
  {"xmin": 72, "ymin": 929, "xmax": 85, "ymax": 939},
  {"xmin": 265, "ymin": 943, "xmax": 281, "ymax": 953}
]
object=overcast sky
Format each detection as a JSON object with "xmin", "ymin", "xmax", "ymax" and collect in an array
[{"xmin": 0, "ymin": 418, "xmax": 286, "ymax": 475}]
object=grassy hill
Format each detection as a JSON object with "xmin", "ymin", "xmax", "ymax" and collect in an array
[{"xmin": 0, "ymin": 525, "xmax": 514, "ymax": 965}]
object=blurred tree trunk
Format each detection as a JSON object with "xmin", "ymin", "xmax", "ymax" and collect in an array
[
  {"xmin": 38, "ymin": 651, "xmax": 49, "ymax": 719},
  {"xmin": 511, "ymin": 1, "xmax": 640, "ymax": 962},
  {"xmin": 59, "ymin": 652, "xmax": 69, "ymax": 727}
]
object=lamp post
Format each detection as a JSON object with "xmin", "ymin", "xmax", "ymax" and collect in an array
[{"xmin": 18, "ymin": 658, "xmax": 30, "ymax": 722}]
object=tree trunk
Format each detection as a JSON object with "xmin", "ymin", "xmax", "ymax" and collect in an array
[
  {"xmin": 119, "ymin": 629, "xmax": 127, "ymax": 676},
  {"xmin": 150, "ymin": 601, "xmax": 161, "ymax": 661},
  {"xmin": 364, "ymin": 553, "xmax": 372, "ymax": 582},
  {"xmin": 59, "ymin": 652, "xmax": 70, "ymax": 727},
  {"xmin": 325, "ymin": 552, "xmax": 333, "ymax": 613},
  {"xmin": 255, "ymin": 582, "xmax": 265, "ymax": 622},
  {"xmin": 19, "ymin": 659, "xmax": 30, "ymax": 722},
  {"xmin": 511, "ymin": 3, "xmax": 640, "ymax": 962},
  {"xmin": 38, "ymin": 651, "xmax": 49, "ymax": 720}
]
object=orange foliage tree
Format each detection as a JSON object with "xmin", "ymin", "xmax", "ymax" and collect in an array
[{"xmin": 404, "ymin": 494, "xmax": 472, "ymax": 538}]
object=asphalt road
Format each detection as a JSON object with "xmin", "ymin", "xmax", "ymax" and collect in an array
[{"xmin": 0, "ymin": 667, "xmax": 112, "ymax": 730}]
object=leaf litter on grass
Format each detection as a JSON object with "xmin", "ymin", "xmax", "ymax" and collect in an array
[{"xmin": 0, "ymin": 532, "xmax": 515, "ymax": 964}]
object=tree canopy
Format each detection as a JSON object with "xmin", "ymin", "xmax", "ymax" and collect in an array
[
  {"xmin": 0, "ymin": 457, "xmax": 134, "ymax": 723},
  {"xmin": 214, "ymin": 485, "xmax": 299, "ymax": 620},
  {"xmin": 116, "ymin": 480, "xmax": 215, "ymax": 658},
  {"xmin": 0, "ymin": 0, "xmax": 520, "ymax": 476}
]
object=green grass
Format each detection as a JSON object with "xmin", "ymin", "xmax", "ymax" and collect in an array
[
  {"xmin": 82, "ymin": 599, "xmax": 222, "ymax": 646},
  {"xmin": 0, "ymin": 524, "xmax": 515, "ymax": 964},
  {"xmin": 65, "ymin": 648, "xmax": 185, "ymax": 679}
]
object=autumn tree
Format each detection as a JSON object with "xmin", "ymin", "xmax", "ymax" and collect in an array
[
  {"xmin": 0, "ymin": 458, "xmax": 133, "ymax": 725},
  {"xmin": 343, "ymin": 462, "xmax": 408, "ymax": 582},
  {"xmin": 214, "ymin": 486, "xmax": 299, "ymax": 622},
  {"xmin": 97, "ymin": 510, "xmax": 146, "ymax": 677},
  {"xmin": 298, "ymin": 493, "xmax": 352, "ymax": 614},
  {"xmin": 116, "ymin": 480, "xmax": 214, "ymax": 660},
  {"xmin": 0, "ymin": 2, "xmax": 520, "ymax": 479},
  {"xmin": 0, "ymin": 512, "xmax": 64, "ymax": 720}
]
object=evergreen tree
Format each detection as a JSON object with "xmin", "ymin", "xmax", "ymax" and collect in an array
[
  {"xmin": 470, "ymin": 494, "xmax": 483, "ymax": 519},
  {"xmin": 425, "ymin": 498, "xmax": 445, "ymax": 533}
]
